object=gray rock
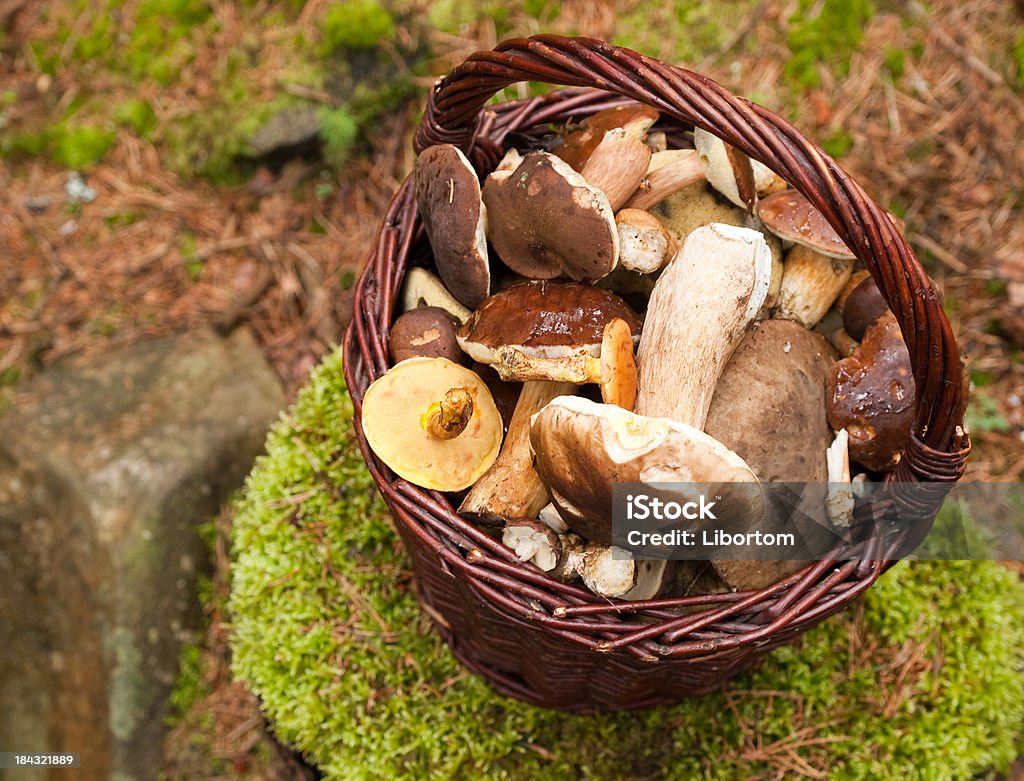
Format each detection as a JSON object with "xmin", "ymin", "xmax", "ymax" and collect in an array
[
  {"xmin": 0, "ymin": 328, "xmax": 284, "ymax": 781},
  {"xmin": 246, "ymin": 106, "xmax": 321, "ymax": 157}
]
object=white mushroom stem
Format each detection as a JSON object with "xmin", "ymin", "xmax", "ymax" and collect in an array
[
  {"xmin": 501, "ymin": 519, "xmax": 561, "ymax": 572},
  {"xmin": 616, "ymin": 208, "xmax": 678, "ymax": 274},
  {"xmin": 400, "ymin": 267, "xmax": 471, "ymax": 323},
  {"xmin": 459, "ymin": 380, "xmax": 573, "ymax": 521},
  {"xmin": 773, "ymin": 244, "xmax": 855, "ymax": 328},
  {"xmin": 826, "ymin": 428, "xmax": 854, "ymax": 528},
  {"xmin": 538, "ymin": 503, "xmax": 569, "ymax": 534},
  {"xmin": 636, "ymin": 223, "xmax": 773, "ymax": 428},
  {"xmin": 579, "ymin": 545, "xmax": 636, "ymax": 598},
  {"xmin": 580, "ymin": 128, "xmax": 652, "ymax": 212},
  {"xmin": 694, "ymin": 128, "xmax": 787, "ymax": 207},
  {"xmin": 625, "ymin": 150, "xmax": 704, "ymax": 210}
]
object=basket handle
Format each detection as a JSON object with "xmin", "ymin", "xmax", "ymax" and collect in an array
[{"xmin": 413, "ymin": 35, "xmax": 969, "ymax": 489}]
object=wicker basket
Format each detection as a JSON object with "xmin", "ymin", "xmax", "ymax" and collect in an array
[{"xmin": 343, "ymin": 36, "xmax": 971, "ymax": 712}]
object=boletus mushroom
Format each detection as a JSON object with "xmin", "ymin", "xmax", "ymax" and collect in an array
[
  {"xmin": 692, "ymin": 127, "xmax": 788, "ymax": 210},
  {"xmin": 456, "ymin": 281, "xmax": 641, "ymax": 523},
  {"xmin": 530, "ymin": 396, "xmax": 765, "ymax": 544},
  {"xmin": 827, "ymin": 314, "xmax": 915, "ymax": 472},
  {"xmin": 758, "ymin": 189, "xmax": 856, "ymax": 328},
  {"xmin": 389, "ymin": 306, "xmax": 463, "ymax": 364},
  {"xmin": 414, "ymin": 144, "xmax": 490, "ymax": 308},
  {"xmin": 482, "ymin": 151, "xmax": 619, "ymax": 281},
  {"xmin": 361, "ymin": 357, "xmax": 503, "ymax": 491},
  {"xmin": 703, "ymin": 319, "xmax": 838, "ymax": 590},
  {"xmin": 400, "ymin": 267, "xmax": 471, "ymax": 323}
]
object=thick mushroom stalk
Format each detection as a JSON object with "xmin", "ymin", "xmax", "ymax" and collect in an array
[
  {"xmin": 826, "ymin": 429, "xmax": 854, "ymax": 528},
  {"xmin": 459, "ymin": 380, "xmax": 573, "ymax": 523},
  {"xmin": 636, "ymin": 223, "xmax": 774, "ymax": 427}
]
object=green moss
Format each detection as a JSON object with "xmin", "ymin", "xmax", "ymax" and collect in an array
[
  {"xmin": 112, "ymin": 99, "xmax": 158, "ymax": 137},
  {"xmin": 51, "ymin": 123, "xmax": 116, "ymax": 169},
  {"xmin": 167, "ymin": 642, "xmax": 206, "ymax": 724},
  {"xmin": 1012, "ymin": 29, "xmax": 1024, "ymax": 90},
  {"xmin": 319, "ymin": 0, "xmax": 395, "ymax": 53},
  {"xmin": 230, "ymin": 349, "xmax": 1024, "ymax": 781},
  {"xmin": 966, "ymin": 389, "xmax": 1010, "ymax": 434},
  {"xmin": 785, "ymin": 0, "xmax": 875, "ymax": 89},
  {"xmin": 822, "ymin": 128, "xmax": 854, "ymax": 158}
]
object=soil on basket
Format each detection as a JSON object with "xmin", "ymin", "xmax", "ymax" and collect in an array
[{"xmin": 2, "ymin": 0, "xmax": 1023, "ymax": 778}]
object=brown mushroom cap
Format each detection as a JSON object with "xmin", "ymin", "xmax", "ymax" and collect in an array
[
  {"xmin": 757, "ymin": 189, "xmax": 855, "ymax": 259},
  {"xmin": 457, "ymin": 281, "xmax": 640, "ymax": 363},
  {"xmin": 841, "ymin": 275, "xmax": 891, "ymax": 341},
  {"xmin": 706, "ymin": 320, "xmax": 838, "ymax": 483},
  {"xmin": 389, "ymin": 307, "xmax": 463, "ymax": 364},
  {"xmin": 482, "ymin": 151, "xmax": 619, "ymax": 281},
  {"xmin": 530, "ymin": 396, "xmax": 763, "ymax": 544},
  {"xmin": 361, "ymin": 357, "xmax": 503, "ymax": 491},
  {"xmin": 414, "ymin": 144, "xmax": 490, "ymax": 308},
  {"xmin": 553, "ymin": 103, "xmax": 660, "ymax": 170},
  {"xmin": 827, "ymin": 314, "xmax": 915, "ymax": 472}
]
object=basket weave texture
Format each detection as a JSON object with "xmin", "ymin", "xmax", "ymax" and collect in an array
[{"xmin": 342, "ymin": 36, "xmax": 972, "ymax": 711}]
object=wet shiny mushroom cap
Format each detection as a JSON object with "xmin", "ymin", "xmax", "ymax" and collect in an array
[
  {"xmin": 757, "ymin": 189, "xmax": 855, "ymax": 260},
  {"xmin": 826, "ymin": 314, "xmax": 915, "ymax": 472},
  {"xmin": 456, "ymin": 281, "xmax": 640, "ymax": 363},
  {"xmin": 414, "ymin": 144, "xmax": 490, "ymax": 308}
]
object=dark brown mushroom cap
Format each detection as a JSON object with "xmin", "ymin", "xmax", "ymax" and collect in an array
[
  {"xmin": 457, "ymin": 281, "xmax": 640, "ymax": 363},
  {"xmin": 841, "ymin": 276, "xmax": 890, "ymax": 341},
  {"xmin": 757, "ymin": 189, "xmax": 855, "ymax": 259},
  {"xmin": 414, "ymin": 144, "xmax": 490, "ymax": 308},
  {"xmin": 389, "ymin": 306, "xmax": 463, "ymax": 364},
  {"xmin": 481, "ymin": 151, "xmax": 619, "ymax": 281},
  {"xmin": 827, "ymin": 314, "xmax": 915, "ymax": 472},
  {"xmin": 553, "ymin": 104, "xmax": 659, "ymax": 170}
]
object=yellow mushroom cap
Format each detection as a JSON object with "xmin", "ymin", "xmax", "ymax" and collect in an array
[{"xmin": 361, "ymin": 357, "xmax": 503, "ymax": 491}]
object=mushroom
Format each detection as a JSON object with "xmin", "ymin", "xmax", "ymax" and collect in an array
[
  {"xmin": 501, "ymin": 518, "xmax": 561, "ymax": 572},
  {"xmin": 538, "ymin": 502, "xmax": 569, "ymax": 534},
  {"xmin": 636, "ymin": 223, "xmax": 774, "ymax": 427},
  {"xmin": 389, "ymin": 306, "xmax": 463, "ymax": 364},
  {"xmin": 456, "ymin": 282, "xmax": 640, "ymax": 522},
  {"xmin": 579, "ymin": 128, "xmax": 652, "ymax": 211},
  {"xmin": 457, "ymin": 281, "xmax": 640, "ymax": 372},
  {"xmin": 624, "ymin": 149, "xmax": 704, "ymax": 211},
  {"xmin": 529, "ymin": 225, "xmax": 772, "ymax": 543},
  {"xmin": 692, "ymin": 128, "xmax": 787, "ymax": 209},
  {"xmin": 646, "ymin": 182, "xmax": 783, "ymax": 312},
  {"xmin": 840, "ymin": 274, "xmax": 891, "ymax": 341},
  {"xmin": 400, "ymin": 267, "xmax": 471, "ymax": 323},
  {"xmin": 482, "ymin": 151, "xmax": 619, "ymax": 281},
  {"xmin": 615, "ymin": 208, "xmax": 678, "ymax": 274},
  {"xmin": 825, "ymin": 429, "xmax": 854, "ymax": 528},
  {"xmin": 578, "ymin": 545, "xmax": 669, "ymax": 600},
  {"xmin": 459, "ymin": 379, "xmax": 573, "ymax": 524},
  {"xmin": 758, "ymin": 189, "xmax": 856, "ymax": 328},
  {"xmin": 703, "ymin": 319, "xmax": 839, "ymax": 590},
  {"xmin": 827, "ymin": 314, "xmax": 915, "ymax": 472},
  {"xmin": 553, "ymin": 103, "xmax": 660, "ymax": 170},
  {"xmin": 490, "ymin": 318, "xmax": 638, "ymax": 410},
  {"xmin": 413, "ymin": 144, "xmax": 490, "ymax": 308},
  {"xmin": 360, "ymin": 357, "xmax": 503, "ymax": 491},
  {"xmin": 530, "ymin": 396, "xmax": 765, "ymax": 544}
]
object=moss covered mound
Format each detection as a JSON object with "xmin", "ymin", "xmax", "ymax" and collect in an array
[{"xmin": 230, "ymin": 349, "xmax": 1024, "ymax": 780}]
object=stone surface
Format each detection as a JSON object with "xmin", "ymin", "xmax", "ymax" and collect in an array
[
  {"xmin": 246, "ymin": 106, "xmax": 321, "ymax": 157},
  {"xmin": 0, "ymin": 328, "xmax": 284, "ymax": 781}
]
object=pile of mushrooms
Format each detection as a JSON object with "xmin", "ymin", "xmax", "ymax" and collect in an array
[{"xmin": 361, "ymin": 104, "xmax": 923, "ymax": 599}]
